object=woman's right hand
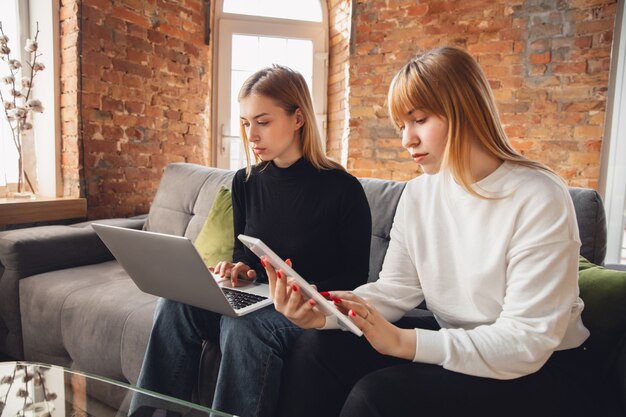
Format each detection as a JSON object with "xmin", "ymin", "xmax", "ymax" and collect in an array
[
  {"xmin": 213, "ymin": 261, "xmax": 257, "ymax": 287},
  {"xmin": 262, "ymin": 257, "xmax": 327, "ymax": 329}
]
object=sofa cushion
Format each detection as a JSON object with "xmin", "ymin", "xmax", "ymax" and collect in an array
[
  {"xmin": 578, "ymin": 256, "xmax": 626, "ymax": 354},
  {"xmin": 20, "ymin": 260, "xmax": 157, "ymax": 383},
  {"xmin": 569, "ymin": 188, "xmax": 607, "ymax": 265},
  {"xmin": 20, "ymin": 261, "xmax": 129, "ymax": 367},
  {"xmin": 358, "ymin": 178, "xmax": 406, "ymax": 282},
  {"xmin": 194, "ymin": 185, "xmax": 234, "ymax": 267},
  {"xmin": 144, "ymin": 163, "xmax": 235, "ymax": 241},
  {"xmin": 64, "ymin": 278, "xmax": 157, "ymax": 382},
  {"xmin": 120, "ymin": 301, "xmax": 158, "ymax": 384},
  {"xmin": 579, "ymin": 257, "xmax": 626, "ymax": 415}
]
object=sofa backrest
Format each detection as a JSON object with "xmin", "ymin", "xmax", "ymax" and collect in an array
[
  {"xmin": 357, "ymin": 184, "xmax": 609, "ymax": 275},
  {"xmin": 145, "ymin": 163, "xmax": 608, "ymax": 281},
  {"xmin": 144, "ymin": 163, "xmax": 235, "ymax": 241},
  {"xmin": 359, "ymin": 178, "xmax": 406, "ymax": 282},
  {"xmin": 569, "ymin": 187, "xmax": 607, "ymax": 265}
]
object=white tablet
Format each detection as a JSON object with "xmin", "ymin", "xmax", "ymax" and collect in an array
[{"xmin": 238, "ymin": 234, "xmax": 363, "ymax": 336}]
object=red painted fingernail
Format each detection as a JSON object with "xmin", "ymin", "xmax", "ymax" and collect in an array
[
  {"xmin": 286, "ymin": 258, "xmax": 291, "ymax": 265},
  {"xmin": 331, "ymin": 297, "xmax": 342, "ymax": 304},
  {"xmin": 350, "ymin": 310, "xmax": 356, "ymax": 317},
  {"xmin": 260, "ymin": 258, "xmax": 267, "ymax": 267},
  {"xmin": 291, "ymin": 284, "xmax": 298, "ymax": 292},
  {"xmin": 276, "ymin": 271, "xmax": 283, "ymax": 279},
  {"xmin": 308, "ymin": 299, "xmax": 316, "ymax": 306},
  {"xmin": 320, "ymin": 291, "xmax": 330, "ymax": 299}
]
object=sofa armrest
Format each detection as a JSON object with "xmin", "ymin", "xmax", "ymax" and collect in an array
[
  {"xmin": 0, "ymin": 217, "xmax": 145, "ymax": 359},
  {"xmin": 0, "ymin": 217, "xmax": 145, "ymax": 278},
  {"xmin": 605, "ymin": 264, "xmax": 626, "ymax": 272}
]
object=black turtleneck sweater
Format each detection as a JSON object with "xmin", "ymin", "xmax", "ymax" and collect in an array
[{"xmin": 231, "ymin": 157, "xmax": 372, "ymax": 292}]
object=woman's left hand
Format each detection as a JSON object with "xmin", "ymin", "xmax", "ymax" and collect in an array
[
  {"xmin": 330, "ymin": 291, "xmax": 417, "ymax": 360},
  {"xmin": 263, "ymin": 257, "xmax": 327, "ymax": 329}
]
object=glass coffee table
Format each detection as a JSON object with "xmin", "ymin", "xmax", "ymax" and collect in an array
[{"xmin": 0, "ymin": 362, "xmax": 234, "ymax": 417}]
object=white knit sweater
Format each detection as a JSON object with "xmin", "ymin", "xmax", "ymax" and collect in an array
[{"xmin": 324, "ymin": 161, "xmax": 589, "ymax": 379}]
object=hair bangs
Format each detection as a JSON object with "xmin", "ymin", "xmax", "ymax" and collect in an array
[{"xmin": 388, "ymin": 61, "xmax": 441, "ymax": 129}]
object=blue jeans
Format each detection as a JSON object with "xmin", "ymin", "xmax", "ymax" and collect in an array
[{"xmin": 136, "ymin": 298, "xmax": 303, "ymax": 417}]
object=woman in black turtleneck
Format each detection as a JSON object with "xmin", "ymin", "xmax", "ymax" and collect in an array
[{"xmin": 136, "ymin": 65, "xmax": 372, "ymax": 417}]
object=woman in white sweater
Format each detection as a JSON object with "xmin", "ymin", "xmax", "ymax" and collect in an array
[{"xmin": 262, "ymin": 46, "xmax": 593, "ymax": 417}]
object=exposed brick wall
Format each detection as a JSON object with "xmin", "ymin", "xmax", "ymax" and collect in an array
[
  {"xmin": 58, "ymin": 0, "xmax": 616, "ymax": 218},
  {"xmin": 61, "ymin": 0, "xmax": 213, "ymax": 218},
  {"xmin": 60, "ymin": 0, "xmax": 81, "ymax": 198},
  {"xmin": 337, "ymin": 0, "xmax": 617, "ymax": 187},
  {"xmin": 327, "ymin": 0, "xmax": 352, "ymax": 166}
]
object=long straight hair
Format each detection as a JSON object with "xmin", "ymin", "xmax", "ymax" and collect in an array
[
  {"xmin": 238, "ymin": 65, "xmax": 343, "ymax": 177},
  {"xmin": 388, "ymin": 46, "xmax": 552, "ymax": 197}
]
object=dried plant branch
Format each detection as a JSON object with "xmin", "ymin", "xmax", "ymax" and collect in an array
[
  {"xmin": 0, "ymin": 24, "xmax": 20, "ymax": 155},
  {"xmin": 0, "ymin": 20, "xmax": 44, "ymax": 194},
  {"xmin": 0, "ymin": 364, "xmax": 18, "ymax": 417}
]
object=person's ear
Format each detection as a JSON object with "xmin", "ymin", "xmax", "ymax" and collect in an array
[{"xmin": 294, "ymin": 108, "xmax": 304, "ymax": 130}]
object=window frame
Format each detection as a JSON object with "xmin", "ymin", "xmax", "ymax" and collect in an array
[
  {"xmin": 211, "ymin": 0, "xmax": 329, "ymax": 169},
  {"xmin": 30, "ymin": 0, "xmax": 61, "ymax": 197},
  {"xmin": 599, "ymin": 0, "xmax": 626, "ymax": 264},
  {"xmin": 0, "ymin": 0, "xmax": 60, "ymax": 198},
  {"xmin": 0, "ymin": 0, "xmax": 25, "ymax": 196}
]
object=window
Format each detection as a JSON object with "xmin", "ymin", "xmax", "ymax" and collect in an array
[
  {"xmin": 0, "ymin": 0, "xmax": 59, "ymax": 198},
  {"xmin": 214, "ymin": 0, "xmax": 328, "ymax": 170},
  {"xmin": 0, "ymin": 1, "xmax": 21, "ymax": 195},
  {"xmin": 600, "ymin": 0, "xmax": 626, "ymax": 265},
  {"xmin": 223, "ymin": 0, "xmax": 323, "ymax": 22}
]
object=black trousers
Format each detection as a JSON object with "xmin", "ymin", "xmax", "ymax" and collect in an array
[{"xmin": 278, "ymin": 315, "xmax": 595, "ymax": 417}]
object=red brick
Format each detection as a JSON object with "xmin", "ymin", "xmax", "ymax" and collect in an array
[
  {"xmin": 111, "ymin": 58, "xmax": 153, "ymax": 78},
  {"xmin": 84, "ymin": 139, "xmax": 118, "ymax": 153},
  {"xmin": 88, "ymin": 0, "xmax": 112, "ymax": 12},
  {"xmin": 554, "ymin": 62, "xmax": 588, "ymax": 74},
  {"xmin": 100, "ymin": 97, "xmax": 123, "ymax": 113},
  {"xmin": 529, "ymin": 51, "xmax": 551, "ymax": 65},
  {"xmin": 407, "ymin": 4, "xmax": 429, "ymax": 16},
  {"xmin": 587, "ymin": 58, "xmax": 611, "ymax": 74},
  {"xmin": 125, "ymin": 101, "xmax": 146, "ymax": 114},
  {"xmin": 102, "ymin": 125, "xmax": 125, "ymax": 141},
  {"xmin": 159, "ymin": 23, "xmax": 189, "ymax": 41},
  {"xmin": 577, "ymin": 19, "xmax": 614, "ymax": 35},
  {"xmin": 468, "ymin": 41, "xmax": 514, "ymax": 54},
  {"xmin": 112, "ymin": 6, "xmax": 151, "ymax": 29}
]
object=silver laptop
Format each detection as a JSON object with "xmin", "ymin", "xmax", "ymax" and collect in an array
[{"xmin": 92, "ymin": 223, "xmax": 272, "ymax": 317}]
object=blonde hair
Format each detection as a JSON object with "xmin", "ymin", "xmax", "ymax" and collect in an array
[
  {"xmin": 388, "ymin": 46, "xmax": 552, "ymax": 197},
  {"xmin": 238, "ymin": 65, "xmax": 344, "ymax": 177}
]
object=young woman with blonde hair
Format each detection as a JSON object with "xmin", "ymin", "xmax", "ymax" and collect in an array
[
  {"xmin": 136, "ymin": 65, "xmax": 372, "ymax": 417},
  {"xmin": 265, "ymin": 47, "xmax": 592, "ymax": 417}
]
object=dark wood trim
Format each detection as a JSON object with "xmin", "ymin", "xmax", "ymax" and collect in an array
[{"xmin": 0, "ymin": 197, "xmax": 87, "ymax": 225}]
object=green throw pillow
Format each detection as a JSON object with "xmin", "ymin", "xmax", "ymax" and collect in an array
[
  {"xmin": 578, "ymin": 256, "xmax": 626, "ymax": 354},
  {"xmin": 194, "ymin": 185, "xmax": 234, "ymax": 267}
]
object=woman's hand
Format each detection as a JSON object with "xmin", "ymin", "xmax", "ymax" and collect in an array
[
  {"xmin": 262, "ymin": 257, "xmax": 326, "ymax": 329},
  {"xmin": 330, "ymin": 291, "xmax": 417, "ymax": 360},
  {"xmin": 213, "ymin": 261, "xmax": 257, "ymax": 287}
]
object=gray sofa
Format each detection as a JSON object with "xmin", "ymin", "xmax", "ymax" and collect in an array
[{"xmin": 0, "ymin": 162, "xmax": 623, "ymax": 414}]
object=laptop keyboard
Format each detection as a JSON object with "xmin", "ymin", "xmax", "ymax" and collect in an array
[{"xmin": 222, "ymin": 288, "xmax": 268, "ymax": 310}]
